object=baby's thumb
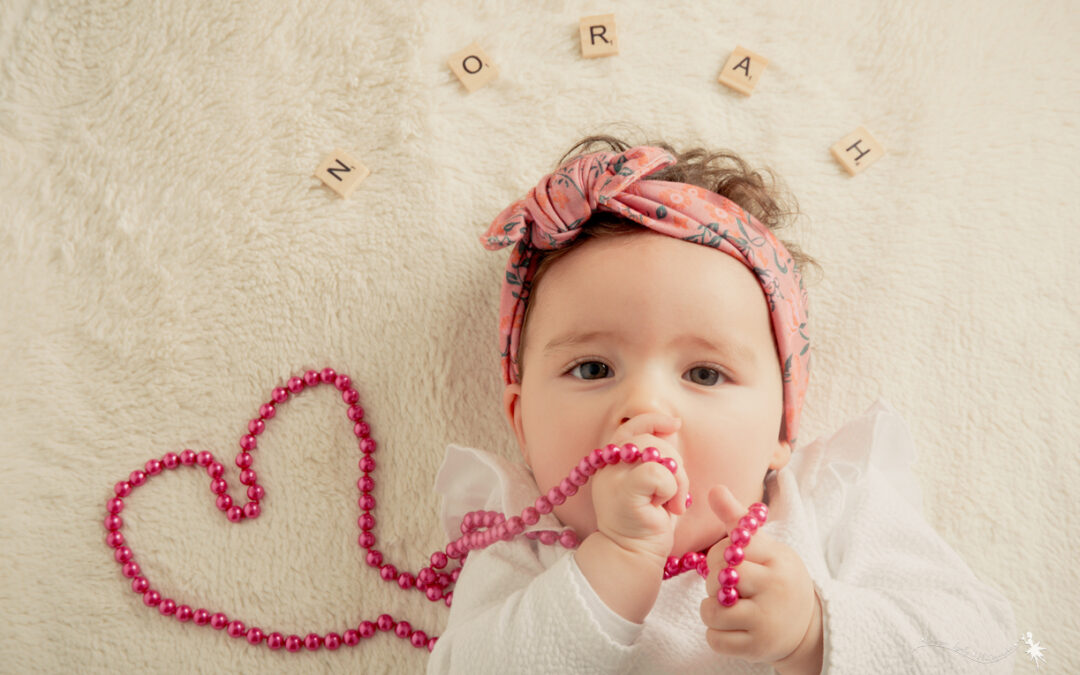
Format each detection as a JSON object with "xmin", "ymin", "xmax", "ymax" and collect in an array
[{"xmin": 707, "ymin": 485, "xmax": 747, "ymax": 531}]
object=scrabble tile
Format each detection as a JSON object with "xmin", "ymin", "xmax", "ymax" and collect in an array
[
  {"xmin": 447, "ymin": 42, "xmax": 499, "ymax": 92},
  {"xmin": 580, "ymin": 14, "xmax": 618, "ymax": 58},
  {"xmin": 830, "ymin": 126, "xmax": 886, "ymax": 175},
  {"xmin": 314, "ymin": 148, "xmax": 370, "ymax": 198},
  {"xmin": 718, "ymin": 45, "xmax": 769, "ymax": 95}
]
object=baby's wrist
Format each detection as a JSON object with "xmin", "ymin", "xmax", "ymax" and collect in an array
[{"xmin": 574, "ymin": 532, "xmax": 666, "ymax": 623}]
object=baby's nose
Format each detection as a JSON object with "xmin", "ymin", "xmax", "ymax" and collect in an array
[{"xmin": 618, "ymin": 413, "xmax": 682, "ymax": 438}]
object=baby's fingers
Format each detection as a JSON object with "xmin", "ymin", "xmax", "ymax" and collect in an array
[{"xmin": 628, "ymin": 459, "xmax": 679, "ymax": 510}]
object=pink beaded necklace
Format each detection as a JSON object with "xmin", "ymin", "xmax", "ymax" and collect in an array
[{"xmin": 103, "ymin": 368, "xmax": 766, "ymax": 654}]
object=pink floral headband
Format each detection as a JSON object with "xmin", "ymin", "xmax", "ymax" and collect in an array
[{"xmin": 479, "ymin": 145, "xmax": 810, "ymax": 445}]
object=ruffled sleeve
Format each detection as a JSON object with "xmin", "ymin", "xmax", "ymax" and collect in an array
[{"xmin": 786, "ymin": 398, "xmax": 1018, "ymax": 674}]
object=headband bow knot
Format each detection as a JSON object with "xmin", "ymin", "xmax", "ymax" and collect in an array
[{"xmin": 480, "ymin": 145, "xmax": 810, "ymax": 445}]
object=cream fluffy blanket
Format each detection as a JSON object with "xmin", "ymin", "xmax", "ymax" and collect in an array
[{"xmin": 1, "ymin": 1, "xmax": 1076, "ymax": 673}]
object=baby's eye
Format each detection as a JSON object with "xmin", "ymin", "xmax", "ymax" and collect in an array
[
  {"xmin": 568, "ymin": 361, "xmax": 610, "ymax": 380},
  {"xmin": 686, "ymin": 366, "xmax": 724, "ymax": 386}
]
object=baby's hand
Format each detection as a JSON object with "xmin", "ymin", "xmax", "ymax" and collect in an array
[
  {"xmin": 699, "ymin": 485, "xmax": 823, "ymax": 670},
  {"xmin": 589, "ymin": 413, "xmax": 690, "ymax": 565}
]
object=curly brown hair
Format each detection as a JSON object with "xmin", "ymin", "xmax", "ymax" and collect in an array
[{"xmin": 516, "ymin": 132, "xmax": 823, "ymax": 378}]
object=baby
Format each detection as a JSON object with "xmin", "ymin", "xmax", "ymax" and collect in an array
[{"xmin": 427, "ymin": 137, "xmax": 1016, "ymax": 674}]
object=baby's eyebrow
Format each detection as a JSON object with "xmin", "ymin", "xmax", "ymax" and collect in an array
[{"xmin": 543, "ymin": 330, "xmax": 756, "ymax": 364}]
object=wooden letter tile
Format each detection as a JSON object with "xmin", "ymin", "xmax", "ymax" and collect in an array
[
  {"xmin": 315, "ymin": 148, "xmax": 370, "ymax": 198},
  {"xmin": 830, "ymin": 126, "xmax": 886, "ymax": 175},
  {"xmin": 580, "ymin": 14, "xmax": 618, "ymax": 58},
  {"xmin": 718, "ymin": 45, "xmax": 769, "ymax": 95},
  {"xmin": 447, "ymin": 42, "xmax": 499, "ymax": 92}
]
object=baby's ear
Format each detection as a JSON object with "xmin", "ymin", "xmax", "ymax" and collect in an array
[
  {"xmin": 768, "ymin": 439, "xmax": 792, "ymax": 472},
  {"xmin": 503, "ymin": 383, "xmax": 529, "ymax": 464}
]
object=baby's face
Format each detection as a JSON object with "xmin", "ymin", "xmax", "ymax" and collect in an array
[{"xmin": 503, "ymin": 230, "xmax": 792, "ymax": 557}]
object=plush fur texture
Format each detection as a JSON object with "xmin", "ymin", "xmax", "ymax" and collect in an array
[{"xmin": 1, "ymin": 1, "xmax": 1076, "ymax": 672}]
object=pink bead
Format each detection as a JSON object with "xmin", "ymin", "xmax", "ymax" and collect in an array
[
  {"xmin": 738, "ymin": 515, "xmax": 760, "ymax": 533},
  {"xmin": 348, "ymin": 405, "xmax": 366, "ymax": 422},
  {"xmin": 719, "ymin": 566, "xmax": 740, "ymax": 588},
  {"xmin": 359, "ymin": 512, "xmax": 375, "ymax": 530},
  {"xmin": 122, "ymin": 562, "xmax": 140, "ymax": 578},
  {"xmin": 366, "ymin": 550, "xmax": 383, "ymax": 567},
  {"xmin": 411, "ymin": 631, "xmax": 428, "ymax": 648},
  {"xmin": 239, "ymin": 469, "xmax": 256, "ymax": 485},
  {"xmin": 568, "ymin": 468, "xmax": 587, "ymax": 486},
  {"xmin": 587, "ymin": 449, "xmax": 605, "ymax": 469},
  {"xmin": 175, "ymin": 605, "xmax": 194, "ymax": 622},
  {"xmin": 600, "ymin": 444, "xmax": 621, "ymax": 465},
  {"xmin": 304, "ymin": 369, "xmax": 321, "ymax": 386},
  {"xmin": 131, "ymin": 577, "xmax": 149, "ymax": 593},
  {"xmin": 359, "ymin": 531, "xmax": 376, "ymax": 548},
  {"xmin": 248, "ymin": 419, "xmax": 266, "ymax": 436},
  {"xmin": 259, "ymin": 403, "xmax": 276, "ymax": 419},
  {"xmin": 547, "ymin": 485, "xmax": 566, "ymax": 505},
  {"xmin": 227, "ymin": 506, "xmax": 244, "ymax": 522},
  {"xmin": 240, "ymin": 434, "xmax": 257, "ymax": 451},
  {"xmin": 359, "ymin": 620, "xmax": 376, "ymax": 638},
  {"xmin": 285, "ymin": 635, "xmax": 302, "ymax": 652},
  {"xmin": 216, "ymin": 494, "xmax": 232, "ymax": 510},
  {"xmin": 247, "ymin": 485, "xmax": 265, "ymax": 501},
  {"xmin": 304, "ymin": 633, "xmax": 322, "ymax": 650},
  {"xmin": 359, "ymin": 494, "xmax": 375, "ymax": 511},
  {"xmin": 750, "ymin": 502, "xmax": 769, "ymax": 521},
  {"xmin": 343, "ymin": 629, "xmax": 360, "ymax": 646},
  {"xmin": 158, "ymin": 598, "xmax": 177, "ymax": 615},
  {"xmin": 227, "ymin": 621, "xmax": 246, "ymax": 638},
  {"xmin": 559, "ymin": 478, "xmax": 578, "ymax": 497},
  {"xmin": 538, "ymin": 531, "xmax": 557, "ymax": 545},
  {"xmin": 320, "ymin": 367, "xmax": 337, "ymax": 383},
  {"xmin": 162, "ymin": 452, "xmax": 180, "ymax": 469},
  {"xmin": 236, "ymin": 452, "xmax": 252, "ymax": 469},
  {"xmin": 723, "ymin": 545, "xmax": 745, "ymax": 566},
  {"xmin": 196, "ymin": 451, "xmax": 213, "ymax": 467},
  {"xmin": 559, "ymin": 531, "xmax": 578, "ymax": 548},
  {"xmin": 353, "ymin": 420, "xmax": 369, "ymax": 436},
  {"xmin": 243, "ymin": 502, "xmax": 260, "ymax": 519},
  {"xmin": 193, "ymin": 609, "xmax": 210, "ymax": 625},
  {"xmin": 207, "ymin": 462, "xmax": 224, "ymax": 479},
  {"xmin": 428, "ymin": 636, "xmax": 438, "ymax": 652},
  {"xmin": 107, "ymin": 531, "xmax": 125, "ymax": 548},
  {"xmin": 522, "ymin": 507, "xmax": 540, "ymax": 525},
  {"xmin": 142, "ymin": 590, "xmax": 161, "ymax": 607},
  {"xmin": 324, "ymin": 632, "xmax": 342, "ymax": 650},
  {"xmin": 247, "ymin": 627, "xmax": 264, "ymax": 644},
  {"xmin": 343, "ymin": 389, "xmax": 360, "ymax": 405},
  {"xmin": 210, "ymin": 479, "xmax": 227, "ymax": 495},
  {"xmin": 334, "ymin": 374, "xmax": 351, "ymax": 391},
  {"xmin": 376, "ymin": 614, "xmax": 395, "ymax": 631},
  {"xmin": 660, "ymin": 457, "xmax": 678, "ymax": 474},
  {"xmin": 380, "ymin": 564, "xmax": 397, "ymax": 581},
  {"xmin": 430, "ymin": 552, "xmax": 448, "ymax": 569},
  {"xmin": 394, "ymin": 621, "xmax": 412, "ymax": 639},
  {"xmin": 267, "ymin": 632, "xmax": 285, "ymax": 649},
  {"xmin": 534, "ymin": 496, "xmax": 552, "ymax": 514},
  {"xmin": 664, "ymin": 557, "xmax": 680, "ymax": 576},
  {"xmin": 577, "ymin": 458, "xmax": 595, "ymax": 476},
  {"xmin": 287, "ymin": 376, "xmax": 305, "ymax": 393},
  {"xmin": 506, "ymin": 516, "xmax": 525, "ymax": 535},
  {"xmin": 271, "ymin": 387, "xmax": 289, "ymax": 403},
  {"xmin": 425, "ymin": 586, "xmax": 443, "ymax": 601},
  {"xmin": 210, "ymin": 613, "xmax": 228, "ymax": 630},
  {"xmin": 115, "ymin": 546, "xmax": 133, "ymax": 563},
  {"xmin": 114, "ymin": 481, "xmax": 132, "ymax": 497},
  {"xmin": 398, "ymin": 573, "xmax": 415, "ymax": 589},
  {"xmin": 104, "ymin": 515, "xmax": 122, "ymax": 531},
  {"xmin": 730, "ymin": 527, "xmax": 751, "ymax": 547},
  {"xmin": 128, "ymin": 470, "xmax": 146, "ymax": 487},
  {"xmin": 145, "ymin": 459, "xmax": 163, "ymax": 475},
  {"xmin": 359, "ymin": 456, "xmax": 376, "ymax": 472},
  {"xmin": 179, "ymin": 450, "xmax": 197, "ymax": 465},
  {"xmin": 719, "ymin": 586, "xmax": 739, "ymax": 607},
  {"xmin": 619, "ymin": 443, "xmax": 641, "ymax": 463},
  {"xmin": 640, "ymin": 446, "xmax": 661, "ymax": 463},
  {"xmin": 359, "ymin": 438, "xmax": 376, "ymax": 454}
]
